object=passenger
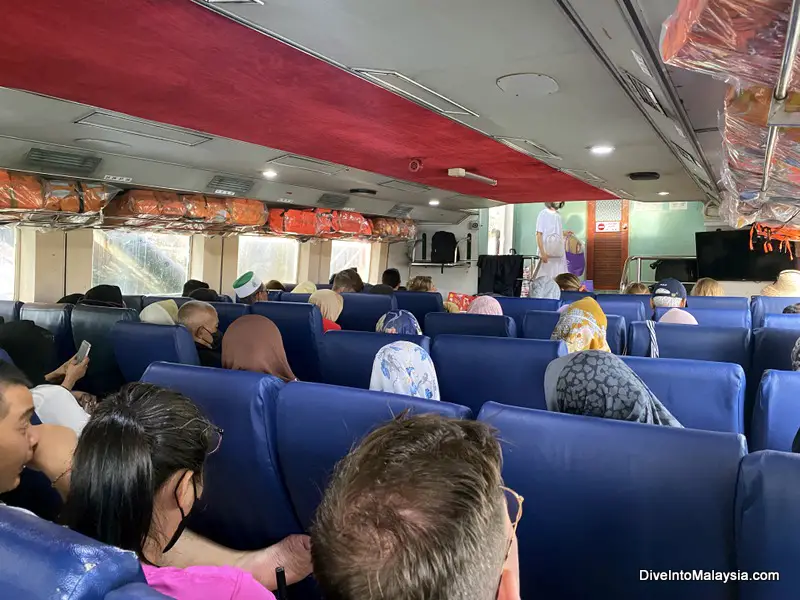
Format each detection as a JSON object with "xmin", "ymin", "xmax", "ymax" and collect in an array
[
  {"xmin": 332, "ymin": 269, "xmax": 364, "ymax": 293},
  {"xmin": 544, "ymin": 351, "xmax": 682, "ymax": 427},
  {"xmin": 368, "ymin": 284, "xmax": 395, "ymax": 295},
  {"xmin": 222, "ymin": 315, "xmax": 296, "ymax": 382},
  {"xmin": 189, "ymin": 288, "xmax": 220, "ymax": 303},
  {"xmin": 376, "ymin": 309, "xmax": 422, "ymax": 335},
  {"xmin": 650, "ymin": 278, "xmax": 687, "ymax": 309},
  {"xmin": 176, "ymin": 301, "xmax": 221, "ymax": 369},
  {"xmin": 182, "ymin": 279, "xmax": 209, "ymax": 298},
  {"xmin": 293, "ymin": 281, "xmax": 317, "ymax": 294},
  {"xmin": 407, "ymin": 275, "xmax": 436, "ymax": 292},
  {"xmin": 761, "ymin": 270, "xmax": 800, "ymax": 297},
  {"xmin": 264, "ymin": 280, "xmax": 286, "ymax": 292},
  {"xmin": 623, "ymin": 282, "xmax": 650, "ymax": 295},
  {"xmin": 554, "ymin": 272, "xmax": 586, "ymax": 292},
  {"xmin": 550, "ymin": 297, "xmax": 610, "ymax": 353},
  {"xmin": 309, "ymin": 289, "xmax": 344, "ymax": 332},
  {"xmin": 691, "ymin": 277, "xmax": 724, "ymax": 297},
  {"xmin": 529, "ymin": 276, "xmax": 561, "ymax": 300},
  {"xmin": 61, "ymin": 383, "xmax": 276, "ymax": 600},
  {"xmin": 784, "ymin": 303, "xmax": 800, "ymax": 314},
  {"xmin": 381, "ymin": 267, "xmax": 402, "ymax": 290},
  {"xmin": 659, "ymin": 308, "xmax": 698, "ymax": 325},
  {"xmin": 311, "ymin": 413, "xmax": 520, "ymax": 600},
  {"xmin": 232, "ymin": 271, "xmax": 268, "ymax": 305},
  {"xmin": 443, "ymin": 301, "xmax": 461, "ymax": 313},
  {"xmin": 140, "ymin": 299, "xmax": 180, "ymax": 325},
  {"xmin": 0, "ymin": 320, "xmax": 59, "ymax": 386},
  {"xmin": 369, "ymin": 341, "xmax": 440, "ymax": 400},
  {"xmin": 79, "ymin": 284, "xmax": 125, "ymax": 308},
  {"xmin": 791, "ymin": 336, "xmax": 800, "ymax": 371},
  {"xmin": 57, "ymin": 293, "xmax": 84, "ymax": 305},
  {"xmin": 468, "ymin": 295, "xmax": 503, "ymax": 316}
]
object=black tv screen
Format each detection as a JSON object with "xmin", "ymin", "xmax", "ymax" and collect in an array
[{"xmin": 696, "ymin": 230, "xmax": 798, "ymax": 281}]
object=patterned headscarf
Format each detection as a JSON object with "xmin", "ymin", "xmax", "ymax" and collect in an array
[
  {"xmin": 551, "ymin": 297, "xmax": 610, "ymax": 353},
  {"xmin": 529, "ymin": 277, "xmax": 561, "ymax": 300},
  {"xmin": 467, "ymin": 296, "xmax": 503, "ymax": 316},
  {"xmin": 369, "ymin": 341, "xmax": 440, "ymax": 400},
  {"xmin": 553, "ymin": 351, "xmax": 682, "ymax": 427},
  {"xmin": 376, "ymin": 309, "xmax": 422, "ymax": 335},
  {"xmin": 792, "ymin": 336, "xmax": 800, "ymax": 371}
]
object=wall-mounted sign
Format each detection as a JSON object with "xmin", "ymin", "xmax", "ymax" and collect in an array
[{"xmin": 596, "ymin": 221, "xmax": 621, "ymax": 233}]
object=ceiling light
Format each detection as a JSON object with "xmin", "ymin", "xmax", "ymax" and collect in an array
[
  {"xmin": 262, "ymin": 169, "xmax": 278, "ymax": 179},
  {"xmin": 429, "ymin": 199, "xmax": 441, "ymax": 206},
  {"xmin": 658, "ymin": 191, "xmax": 670, "ymax": 196},
  {"xmin": 589, "ymin": 145, "xmax": 615, "ymax": 156}
]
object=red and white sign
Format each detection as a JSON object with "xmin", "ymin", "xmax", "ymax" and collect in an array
[{"xmin": 596, "ymin": 221, "xmax": 621, "ymax": 233}]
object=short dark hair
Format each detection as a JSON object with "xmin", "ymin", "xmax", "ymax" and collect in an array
[
  {"xmin": 381, "ymin": 268, "xmax": 402, "ymax": 289},
  {"xmin": 332, "ymin": 269, "xmax": 364, "ymax": 293},
  {"xmin": 265, "ymin": 280, "xmax": 286, "ymax": 292},
  {"xmin": 369, "ymin": 284, "xmax": 395, "ymax": 295},
  {"xmin": 182, "ymin": 280, "xmax": 209, "ymax": 297},
  {"xmin": 62, "ymin": 383, "xmax": 215, "ymax": 561},
  {"xmin": 188, "ymin": 288, "xmax": 220, "ymax": 302},
  {"xmin": 311, "ymin": 414, "xmax": 508, "ymax": 600},
  {"xmin": 784, "ymin": 303, "xmax": 800, "ymax": 314},
  {"xmin": 0, "ymin": 361, "xmax": 31, "ymax": 419}
]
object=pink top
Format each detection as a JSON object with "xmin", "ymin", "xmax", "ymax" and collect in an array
[{"xmin": 142, "ymin": 565, "xmax": 276, "ymax": 600}]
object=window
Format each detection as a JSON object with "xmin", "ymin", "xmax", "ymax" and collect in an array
[
  {"xmin": 330, "ymin": 240, "xmax": 371, "ymax": 278},
  {"xmin": 238, "ymin": 236, "xmax": 299, "ymax": 285},
  {"xmin": 488, "ymin": 205, "xmax": 514, "ymax": 255},
  {"xmin": 0, "ymin": 225, "xmax": 16, "ymax": 300},
  {"xmin": 92, "ymin": 230, "xmax": 191, "ymax": 295}
]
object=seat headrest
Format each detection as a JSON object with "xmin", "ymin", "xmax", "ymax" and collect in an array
[
  {"xmin": 208, "ymin": 302, "xmax": 248, "ymax": 333},
  {"xmin": 595, "ymin": 296, "xmax": 647, "ymax": 327},
  {"xmin": 628, "ymin": 322, "xmax": 751, "ymax": 369},
  {"xmin": 687, "ymin": 296, "xmax": 749, "ymax": 310},
  {"xmin": 19, "ymin": 303, "xmax": 75, "ymax": 361},
  {"xmin": 559, "ymin": 291, "xmax": 595, "ymax": 304},
  {"xmin": 338, "ymin": 293, "xmax": 396, "ymax": 331},
  {"xmin": 142, "ymin": 362, "xmax": 300, "ymax": 546},
  {"xmin": 605, "ymin": 314, "xmax": 626, "ymax": 355},
  {"xmin": 424, "ymin": 312, "xmax": 517, "ymax": 338},
  {"xmin": 276, "ymin": 382, "xmax": 471, "ymax": 528},
  {"xmin": 141, "ymin": 296, "xmax": 192, "ymax": 309},
  {"xmin": 320, "ymin": 330, "xmax": 431, "ymax": 389},
  {"xmin": 655, "ymin": 306, "xmax": 750, "ymax": 328},
  {"xmin": 762, "ymin": 313, "xmax": 800, "ymax": 331},
  {"xmin": 751, "ymin": 370, "xmax": 800, "ymax": 452},
  {"xmin": 495, "ymin": 297, "xmax": 561, "ymax": 330},
  {"xmin": 393, "ymin": 292, "xmax": 444, "ymax": 329},
  {"xmin": 0, "ymin": 300, "xmax": 22, "ymax": 322},
  {"xmin": 279, "ymin": 293, "xmax": 312, "ymax": 303},
  {"xmin": 112, "ymin": 322, "xmax": 199, "ymax": 382},
  {"xmin": 0, "ymin": 505, "xmax": 145, "ymax": 598},
  {"xmin": 521, "ymin": 310, "xmax": 560, "ymax": 340},
  {"xmin": 751, "ymin": 296, "xmax": 800, "ymax": 328},
  {"xmin": 750, "ymin": 327, "xmax": 798, "ymax": 390},
  {"xmin": 104, "ymin": 583, "xmax": 171, "ymax": 599},
  {"xmin": 478, "ymin": 402, "xmax": 745, "ymax": 600},
  {"xmin": 121, "ymin": 295, "xmax": 143, "ymax": 313},
  {"xmin": 250, "ymin": 301, "xmax": 323, "ymax": 381},
  {"xmin": 432, "ymin": 335, "xmax": 565, "ymax": 413}
]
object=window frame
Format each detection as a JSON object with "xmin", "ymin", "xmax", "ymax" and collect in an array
[{"xmin": 237, "ymin": 235, "xmax": 300, "ymax": 286}]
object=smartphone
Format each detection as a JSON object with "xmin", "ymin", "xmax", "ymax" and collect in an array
[{"xmin": 75, "ymin": 340, "xmax": 91, "ymax": 363}]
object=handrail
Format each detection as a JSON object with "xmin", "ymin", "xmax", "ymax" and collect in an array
[{"xmin": 619, "ymin": 255, "xmax": 696, "ymax": 291}]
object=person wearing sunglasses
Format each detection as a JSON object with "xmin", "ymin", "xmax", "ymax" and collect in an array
[
  {"xmin": 62, "ymin": 383, "xmax": 276, "ymax": 600},
  {"xmin": 312, "ymin": 413, "xmax": 522, "ymax": 600}
]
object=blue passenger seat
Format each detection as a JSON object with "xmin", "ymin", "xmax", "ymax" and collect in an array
[
  {"xmin": 112, "ymin": 322, "xmax": 199, "ymax": 382},
  {"xmin": 20, "ymin": 303, "xmax": 75, "ymax": 362},
  {"xmin": 251, "ymin": 302, "xmax": 323, "ymax": 382},
  {"xmin": 424, "ymin": 313, "xmax": 517, "ymax": 338}
]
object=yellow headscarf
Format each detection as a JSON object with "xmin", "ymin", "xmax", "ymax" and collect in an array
[
  {"xmin": 309, "ymin": 289, "xmax": 344, "ymax": 322},
  {"xmin": 293, "ymin": 281, "xmax": 318, "ymax": 294},
  {"xmin": 551, "ymin": 297, "xmax": 610, "ymax": 353}
]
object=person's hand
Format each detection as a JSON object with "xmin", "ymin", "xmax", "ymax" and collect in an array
[
  {"xmin": 541, "ymin": 253, "xmax": 549, "ymax": 264},
  {"xmin": 45, "ymin": 358, "xmax": 71, "ymax": 383},
  {"xmin": 237, "ymin": 534, "xmax": 312, "ymax": 590},
  {"xmin": 27, "ymin": 424, "xmax": 77, "ymax": 499},
  {"xmin": 72, "ymin": 391, "xmax": 98, "ymax": 414},
  {"xmin": 62, "ymin": 356, "xmax": 89, "ymax": 390}
]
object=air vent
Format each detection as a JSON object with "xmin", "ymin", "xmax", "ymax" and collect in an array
[
  {"xmin": 269, "ymin": 155, "xmax": 344, "ymax": 176},
  {"xmin": 353, "ymin": 69, "xmax": 479, "ymax": 117},
  {"xmin": 26, "ymin": 148, "xmax": 101, "ymax": 175},
  {"xmin": 206, "ymin": 175, "xmax": 254, "ymax": 196},
  {"xmin": 622, "ymin": 71, "xmax": 666, "ymax": 116},
  {"xmin": 75, "ymin": 111, "xmax": 212, "ymax": 146},
  {"xmin": 561, "ymin": 169, "xmax": 605, "ymax": 185},
  {"xmin": 387, "ymin": 204, "xmax": 414, "ymax": 218},
  {"xmin": 671, "ymin": 142, "xmax": 702, "ymax": 170},
  {"xmin": 494, "ymin": 137, "xmax": 561, "ymax": 161},
  {"xmin": 317, "ymin": 194, "xmax": 350, "ymax": 209},
  {"xmin": 379, "ymin": 179, "xmax": 431, "ymax": 193}
]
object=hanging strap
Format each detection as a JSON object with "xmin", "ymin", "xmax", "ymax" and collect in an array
[{"xmin": 645, "ymin": 319, "xmax": 660, "ymax": 359}]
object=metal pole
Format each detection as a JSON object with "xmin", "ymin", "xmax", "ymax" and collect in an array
[{"xmin": 636, "ymin": 257, "xmax": 642, "ymax": 284}]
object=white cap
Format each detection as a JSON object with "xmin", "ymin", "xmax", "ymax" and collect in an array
[{"xmin": 233, "ymin": 271, "xmax": 263, "ymax": 299}]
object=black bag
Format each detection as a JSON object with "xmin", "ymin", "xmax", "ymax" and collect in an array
[
  {"xmin": 431, "ymin": 231, "xmax": 458, "ymax": 264},
  {"xmin": 650, "ymin": 258, "xmax": 698, "ymax": 283}
]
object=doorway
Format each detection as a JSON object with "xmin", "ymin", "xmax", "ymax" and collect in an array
[{"xmin": 587, "ymin": 200, "xmax": 629, "ymax": 290}]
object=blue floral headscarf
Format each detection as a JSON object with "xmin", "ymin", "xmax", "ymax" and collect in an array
[
  {"xmin": 376, "ymin": 309, "xmax": 422, "ymax": 335},
  {"xmin": 369, "ymin": 341, "xmax": 440, "ymax": 401}
]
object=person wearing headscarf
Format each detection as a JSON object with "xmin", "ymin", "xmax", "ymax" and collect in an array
[
  {"xmin": 222, "ymin": 314, "xmax": 297, "ymax": 382},
  {"xmin": 80, "ymin": 284, "xmax": 125, "ymax": 308},
  {"xmin": 792, "ymin": 336, "xmax": 800, "ymax": 372},
  {"xmin": 659, "ymin": 308, "xmax": 698, "ymax": 325},
  {"xmin": 467, "ymin": 296, "xmax": 503, "ymax": 316},
  {"xmin": 369, "ymin": 341, "xmax": 440, "ymax": 401},
  {"xmin": 529, "ymin": 277, "xmax": 561, "ymax": 300},
  {"xmin": 376, "ymin": 309, "xmax": 422, "ymax": 335},
  {"xmin": 293, "ymin": 281, "xmax": 318, "ymax": 294},
  {"xmin": 544, "ymin": 351, "xmax": 682, "ymax": 427},
  {"xmin": 551, "ymin": 297, "xmax": 610, "ymax": 353},
  {"xmin": 761, "ymin": 270, "xmax": 800, "ymax": 297},
  {"xmin": 309, "ymin": 289, "xmax": 344, "ymax": 332},
  {"xmin": 139, "ymin": 299, "xmax": 180, "ymax": 325}
]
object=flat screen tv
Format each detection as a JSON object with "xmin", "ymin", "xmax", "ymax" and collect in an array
[{"xmin": 696, "ymin": 230, "xmax": 798, "ymax": 281}]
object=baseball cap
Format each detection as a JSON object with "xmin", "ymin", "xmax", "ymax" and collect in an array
[{"xmin": 651, "ymin": 278, "xmax": 687, "ymax": 300}]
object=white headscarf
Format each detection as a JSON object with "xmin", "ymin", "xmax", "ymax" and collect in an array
[
  {"xmin": 139, "ymin": 300, "xmax": 179, "ymax": 325},
  {"xmin": 659, "ymin": 308, "xmax": 698, "ymax": 325},
  {"xmin": 529, "ymin": 277, "xmax": 561, "ymax": 300},
  {"xmin": 369, "ymin": 341, "xmax": 440, "ymax": 401}
]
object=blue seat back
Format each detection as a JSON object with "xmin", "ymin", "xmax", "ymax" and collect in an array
[
  {"xmin": 338, "ymin": 293, "xmax": 396, "ymax": 331},
  {"xmin": 751, "ymin": 296, "xmax": 800, "ymax": 328},
  {"xmin": 605, "ymin": 315, "xmax": 626, "ymax": 354},
  {"xmin": 0, "ymin": 300, "xmax": 22, "ymax": 322},
  {"xmin": 266, "ymin": 290, "xmax": 282, "ymax": 301},
  {"xmin": 0, "ymin": 348, "xmax": 11, "ymax": 364},
  {"xmin": 521, "ymin": 310, "xmax": 560, "ymax": 340},
  {"xmin": 279, "ymin": 293, "xmax": 311, "ymax": 304},
  {"xmin": 432, "ymin": 335, "xmax": 566, "ymax": 413},
  {"xmin": 316, "ymin": 283, "xmax": 332, "ymax": 290},
  {"xmin": 621, "ymin": 356, "xmax": 745, "ymax": 434},
  {"xmin": 141, "ymin": 296, "xmax": 192, "ymax": 309},
  {"xmin": 393, "ymin": 291, "xmax": 444, "ymax": 330},
  {"xmin": 122, "ymin": 295, "xmax": 143, "ymax": 313},
  {"xmin": 560, "ymin": 290, "xmax": 595, "ymax": 303},
  {"xmin": 71, "ymin": 305, "xmax": 139, "ymax": 397},
  {"xmin": 596, "ymin": 295, "xmax": 648, "ymax": 328},
  {"xmin": 250, "ymin": 302, "xmax": 323, "ymax": 382},
  {"xmin": 105, "ymin": 584, "xmax": 170, "ymax": 599},
  {"xmin": 112, "ymin": 322, "xmax": 199, "ymax": 382},
  {"xmin": 20, "ymin": 303, "xmax": 75, "ymax": 362},
  {"xmin": 495, "ymin": 297, "xmax": 561, "ymax": 331},
  {"xmin": 0, "ymin": 505, "xmax": 147, "ymax": 599},
  {"xmin": 655, "ymin": 306, "xmax": 750, "ymax": 328},
  {"xmin": 283, "ymin": 283, "xmax": 297, "ymax": 292},
  {"xmin": 424, "ymin": 313, "xmax": 517, "ymax": 338},
  {"xmin": 209, "ymin": 302, "xmax": 248, "ymax": 333},
  {"xmin": 736, "ymin": 451, "xmax": 800, "ymax": 597},
  {"xmin": 688, "ymin": 296, "xmax": 750, "ymax": 310},
  {"xmin": 275, "ymin": 382, "xmax": 471, "ymax": 529},
  {"xmin": 142, "ymin": 363, "xmax": 300, "ymax": 547},
  {"xmin": 628, "ymin": 322, "xmax": 752, "ymax": 370},
  {"xmin": 749, "ymin": 328, "xmax": 799, "ymax": 427},
  {"xmin": 320, "ymin": 331, "xmax": 431, "ymax": 389},
  {"xmin": 478, "ymin": 403, "xmax": 745, "ymax": 600},
  {"xmin": 751, "ymin": 370, "xmax": 800, "ymax": 451},
  {"xmin": 762, "ymin": 313, "xmax": 800, "ymax": 331}
]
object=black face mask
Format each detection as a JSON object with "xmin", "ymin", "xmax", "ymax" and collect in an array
[
  {"xmin": 209, "ymin": 330, "xmax": 222, "ymax": 350},
  {"xmin": 163, "ymin": 477, "xmax": 196, "ymax": 554}
]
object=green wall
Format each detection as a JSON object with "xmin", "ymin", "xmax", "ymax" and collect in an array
[{"xmin": 513, "ymin": 202, "xmax": 588, "ymax": 257}]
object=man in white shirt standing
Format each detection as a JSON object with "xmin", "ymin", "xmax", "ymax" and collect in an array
[{"xmin": 535, "ymin": 202, "xmax": 568, "ymax": 279}]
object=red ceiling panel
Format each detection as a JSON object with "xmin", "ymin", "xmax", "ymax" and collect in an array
[{"xmin": 0, "ymin": 0, "xmax": 614, "ymax": 203}]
